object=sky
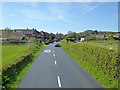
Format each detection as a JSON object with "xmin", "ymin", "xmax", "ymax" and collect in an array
[{"xmin": 2, "ymin": 2, "xmax": 118, "ymax": 34}]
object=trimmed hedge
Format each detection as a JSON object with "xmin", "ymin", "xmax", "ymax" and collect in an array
[
  {"xmin": 2, "ymin": 53, "xmax": 34, "ymax": 88},
  {"xmin": 61, "ymin": 40, "xmax": 119, "ymax": 87},
  {"xmin": 2, "ymin": 44, "xmax": 43, "ymax": 88}
]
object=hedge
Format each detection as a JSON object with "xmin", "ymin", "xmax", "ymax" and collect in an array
[
  {"xmin": 2, "ymin": 53, "xmax": 34, "ymax": 88},
  {"xmin": 2, "ymin": 44, "xmax": 42, "ymax": 88},
  {"xmin": 61, "ymin": 40, "xmax": 119, "ymax": 88}
]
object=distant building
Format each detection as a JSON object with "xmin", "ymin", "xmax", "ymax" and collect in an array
[
  {"xmin": 95, "ymin": 35, "xmax": 105, "ymax": 38},
  {"xmin": 113, "ymin": 34, "xmax": 120, "ymax": 38},
  {"xmin": 14, "ymin": 28, "xmax": 40, "ymax": 40},
  {"xmin": 80, "ymin": 38, "xmax": 85, "ymax": 42}
]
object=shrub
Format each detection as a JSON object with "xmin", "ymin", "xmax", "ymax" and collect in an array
[
  {"xmin": 2, "ymin": 53, "xmax": 34, "ymax": 88},
  {"xmin": 28, "ymin": 37, "xmax": 37, "ymax": 44},
  {"xmin": 61, "ymin": 40, "xmax": 119, "ymax": 87},
  {"xmin": 49, "ymin": 39, "xmax": 54, "ymax": 43},
  {"xmin": 44, "ymin": 40, "xmax": 50, "ymax": 45},
  {"xmin": 54, "ymin": 39, "xmax": 59, "ymax": 42}
]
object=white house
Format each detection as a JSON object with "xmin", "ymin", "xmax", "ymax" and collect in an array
[{"xmin": 80, "ymin": 38, "xmax": 85, "ymax": 42}]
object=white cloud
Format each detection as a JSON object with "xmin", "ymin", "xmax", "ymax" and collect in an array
[
  {"xmin": 83, "ymin": 3, "xmax": 100, "ymax": 15},
  {"xmin": 21, "ymin": 4, "xmax": 87, "ymax": 27}
]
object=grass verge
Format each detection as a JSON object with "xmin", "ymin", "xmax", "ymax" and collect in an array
[
  {"xmin": 61, "ymin": 40, "xmax": 119, "ymax": 89},
  {"xmin": 62, "ymin": 49, "xmax": 118, "ymax": 88},
  {"xmin": 2, "ymin": 44, "xmax": 45, "ymax": 88}
]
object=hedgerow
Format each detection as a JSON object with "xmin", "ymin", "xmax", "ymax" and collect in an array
[
  {"xmin": 2, "ymin": 44, "xmax": 43, "ymax": 88},
  {"xmin": 61, "ymin": 40, "xmax": 119, "ymax": 88}
]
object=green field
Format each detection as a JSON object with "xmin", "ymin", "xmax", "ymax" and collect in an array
[
  {"xmin": 2, "ymin": 44, "xmax": 45, "ymax": 88},
  {"xmin": 78, "ymin": 40, "xmax": 119, "ymax": 51},
  {"xmin": 2, "ymin": 45, "xmax": 29, "ymax": 65}
]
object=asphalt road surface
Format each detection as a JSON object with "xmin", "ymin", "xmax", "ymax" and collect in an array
[{"xmin": 18, "ymin": 43, "xmax": 104, "ymax": 88}]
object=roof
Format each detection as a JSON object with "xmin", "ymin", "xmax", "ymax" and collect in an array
[
  {"xmin": 14, "ymin": 29, "xmax": 34, "ymax": 34},
  {"xmin": 2, "ymin": 31, "xmax": 24, "ymax": 39}
]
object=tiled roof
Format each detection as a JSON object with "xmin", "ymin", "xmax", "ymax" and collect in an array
[
  {"xmin": 2, "ymin": 31, "xmax": 24, "ymax": 39},
  {"xmin": 14, "ymin": 29, "xmax": 34, "ymax": 34}
]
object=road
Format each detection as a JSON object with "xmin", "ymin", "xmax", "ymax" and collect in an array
[{"xmin": 18, "ymin": 43, "xmax": 104, "ymax": 88}]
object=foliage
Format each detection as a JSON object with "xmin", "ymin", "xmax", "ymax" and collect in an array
[
  {"xmin": 84, "ymin": 35, "xmax": 96, "ymax": 41},
  {"xmin": 28, "ymin": 37, "xmax": 37, "ymax": 44},
  {"xmin": 2, "ymin": 44, "xmax": 44, "ymax": 88},
  {"xmin": 49, "ymin": 39, "xmax": 54, "ymax": 43},
  {"xmin": 54, "ymin": 39, "xmax": 59, "ymax": 42},
  {"xmin": 61, "ymin": 40, "xmax": 119, "ymax": 88},
  {"xmin": 44, "ymin": 39, "xmax": 50, "ymax": 45},
  {"xmin": 67, "ymin": 32, "xmax": 77, "ymax": 38},
  {"xmin": 2, "ymin": 53, "xmax": 34, "ymax": 88}
]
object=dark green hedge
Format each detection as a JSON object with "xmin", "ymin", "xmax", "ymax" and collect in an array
[
  {"xmin": 61, "ymin": 40, "xmax": 119, "ymax": 82},
  {"xmin": 2, "ymin": 53, "xmax": 34, "ymax": 88}
]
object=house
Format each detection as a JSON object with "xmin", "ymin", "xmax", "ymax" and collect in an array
[
  {"xmin": 39, "ymin": 31, "xmax": 49, "ymax": 41},
  {"xmin": 95, "ymin": 35, "xmax": 105, "ymax": 38},
  {"xmin": 113, "ymin": 34, "xmax": 120, "ymax": 38},
  {"xmin": 80, "ymin": 38, "xmax": 85, "ymax": 42},
  {"xmin": 14, "ymin": 28, "xmax": 40, "ymax": 40}
]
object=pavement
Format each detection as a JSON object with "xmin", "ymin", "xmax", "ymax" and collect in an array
[{"xmin": 17, "ymin": 43, "xmax": 104, "ymax": 88}]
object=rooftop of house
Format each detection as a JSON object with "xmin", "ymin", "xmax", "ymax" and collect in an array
[
  {"xmin": 2, "ymin": 31, "xmax": 24, "ymax": 39},
  {"xmin": 14, "ymin": 28, "xmax": 38, "ymax": 34}
]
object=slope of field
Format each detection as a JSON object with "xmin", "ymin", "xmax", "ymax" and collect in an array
[
  {"xmin": 79, "ymin": 40, "xmax": 119, "ymax": 51},
  {"xmin": 2, "ymin": 45, "xmax": 29, "ymax": 65}
]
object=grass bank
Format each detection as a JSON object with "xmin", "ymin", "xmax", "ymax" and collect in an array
[
  {"xmin": 61, "ymin": 40, "xmax": 119, "ymax": 88},
  {"xmin": 2, "ymin": 45, "xmax": 29, "ymax": 65},
  {"xmin": 80, "ymin": 40, "xmax": 119, "ymax": 51},
  {"xmin": 2, "ymin": 43, "xmax": 45, "ymax": 88}
]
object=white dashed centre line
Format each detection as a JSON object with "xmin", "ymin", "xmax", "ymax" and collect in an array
[
  {"xmin": 53, "ymin": 54, "xmax": 55, "ymax": 57},
  {"xmin": 55, "ymin": 61, "xmax": 57, "ymax": 65},
  {"xmin": 57, "ymin": 76, "xmax": 62, "ymax": 88}
]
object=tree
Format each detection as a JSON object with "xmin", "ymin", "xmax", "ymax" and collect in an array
[
  {"xmin": 67, "ymin": 32, "xmax": 77, "ymax": 38},
  {"xmin": 4, "ymin": 27, "xmax": 11, "ymax": 31},
  {"xmin": 67, "ymin": 31, "xmax": 72, "ymax": 34},
  {"xmin": 95, "ymin": 30, "xmax": 98, "ymax": 34},
  {"xmin": 29, "ymin": 37, "xmax": 37, "ymax": 44}
]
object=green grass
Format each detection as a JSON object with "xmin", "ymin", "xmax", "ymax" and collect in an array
[
  {"xmin": 8, "ymin": 45, "xmax": 45, "ymax": 88},
  {"xmin": 61, "ymin": 40, "xmax": 119, "ymax": 88},
  {"xmin": 62, "ymin": 48, "xmax": 118, "ymax": 88},
  {"xmin": 2, "ymin": 44, "xmax": 45, "ymax": 88},
  {"xmin": 79, "ymin": 40, "xmax": 118, "ymax": 51},
  {"xmin": 2, "ymin": 45, "xmax": 29, "ymax": 65}
]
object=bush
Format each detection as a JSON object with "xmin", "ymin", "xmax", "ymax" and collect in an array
[
  {"xmin": 2, "ymin": 53, "xmax": 34, "ymax": 88},
  {"xmin": 61, "ymin": 40, "xmax": 119, "ymax": 87},
  {"xmin": 54, "ymin": 39, "xmax": 59, "ymax": 42},
  {"xmin": 44, "ymin": 40, "xmax": 50, "ymax": 45},
  {"xmin": 2, "ymin": 44, "xmax": 42, "ymax": 88},
  {"xmin": 49, "ymin": 39, "xmax": 54, "ymax": 43},
  {"xmin": 29, "ymin": 37, "xmax": 37, "ymax": 44}
]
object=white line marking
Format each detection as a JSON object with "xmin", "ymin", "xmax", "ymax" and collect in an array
[
  {"xmin": 53, "ymin": 54, "xmax": 55, "ymax": 57},
  {"xmin": 44, "ymin": 49, "xmax": 51, "ymax": 53},
  {"xmin": 53, "ymin": 50, "xmax": 54, "ymax": 52},
  {"xmin": 57, "ymin": 76, "xmax": 62, "ymax": 87},
  {"xmin": 55, "ymin": 61, "xmax": 57, "ymax": 65}
]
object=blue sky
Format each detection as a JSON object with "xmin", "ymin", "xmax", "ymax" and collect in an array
[{"xmin": 2, "ymin": 2, "xmax": 118, "ymax": 34}]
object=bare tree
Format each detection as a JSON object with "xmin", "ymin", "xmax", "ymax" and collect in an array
[{"xmin": 67, "ymin": 31, "xmax": 72, "ymax": 34}]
